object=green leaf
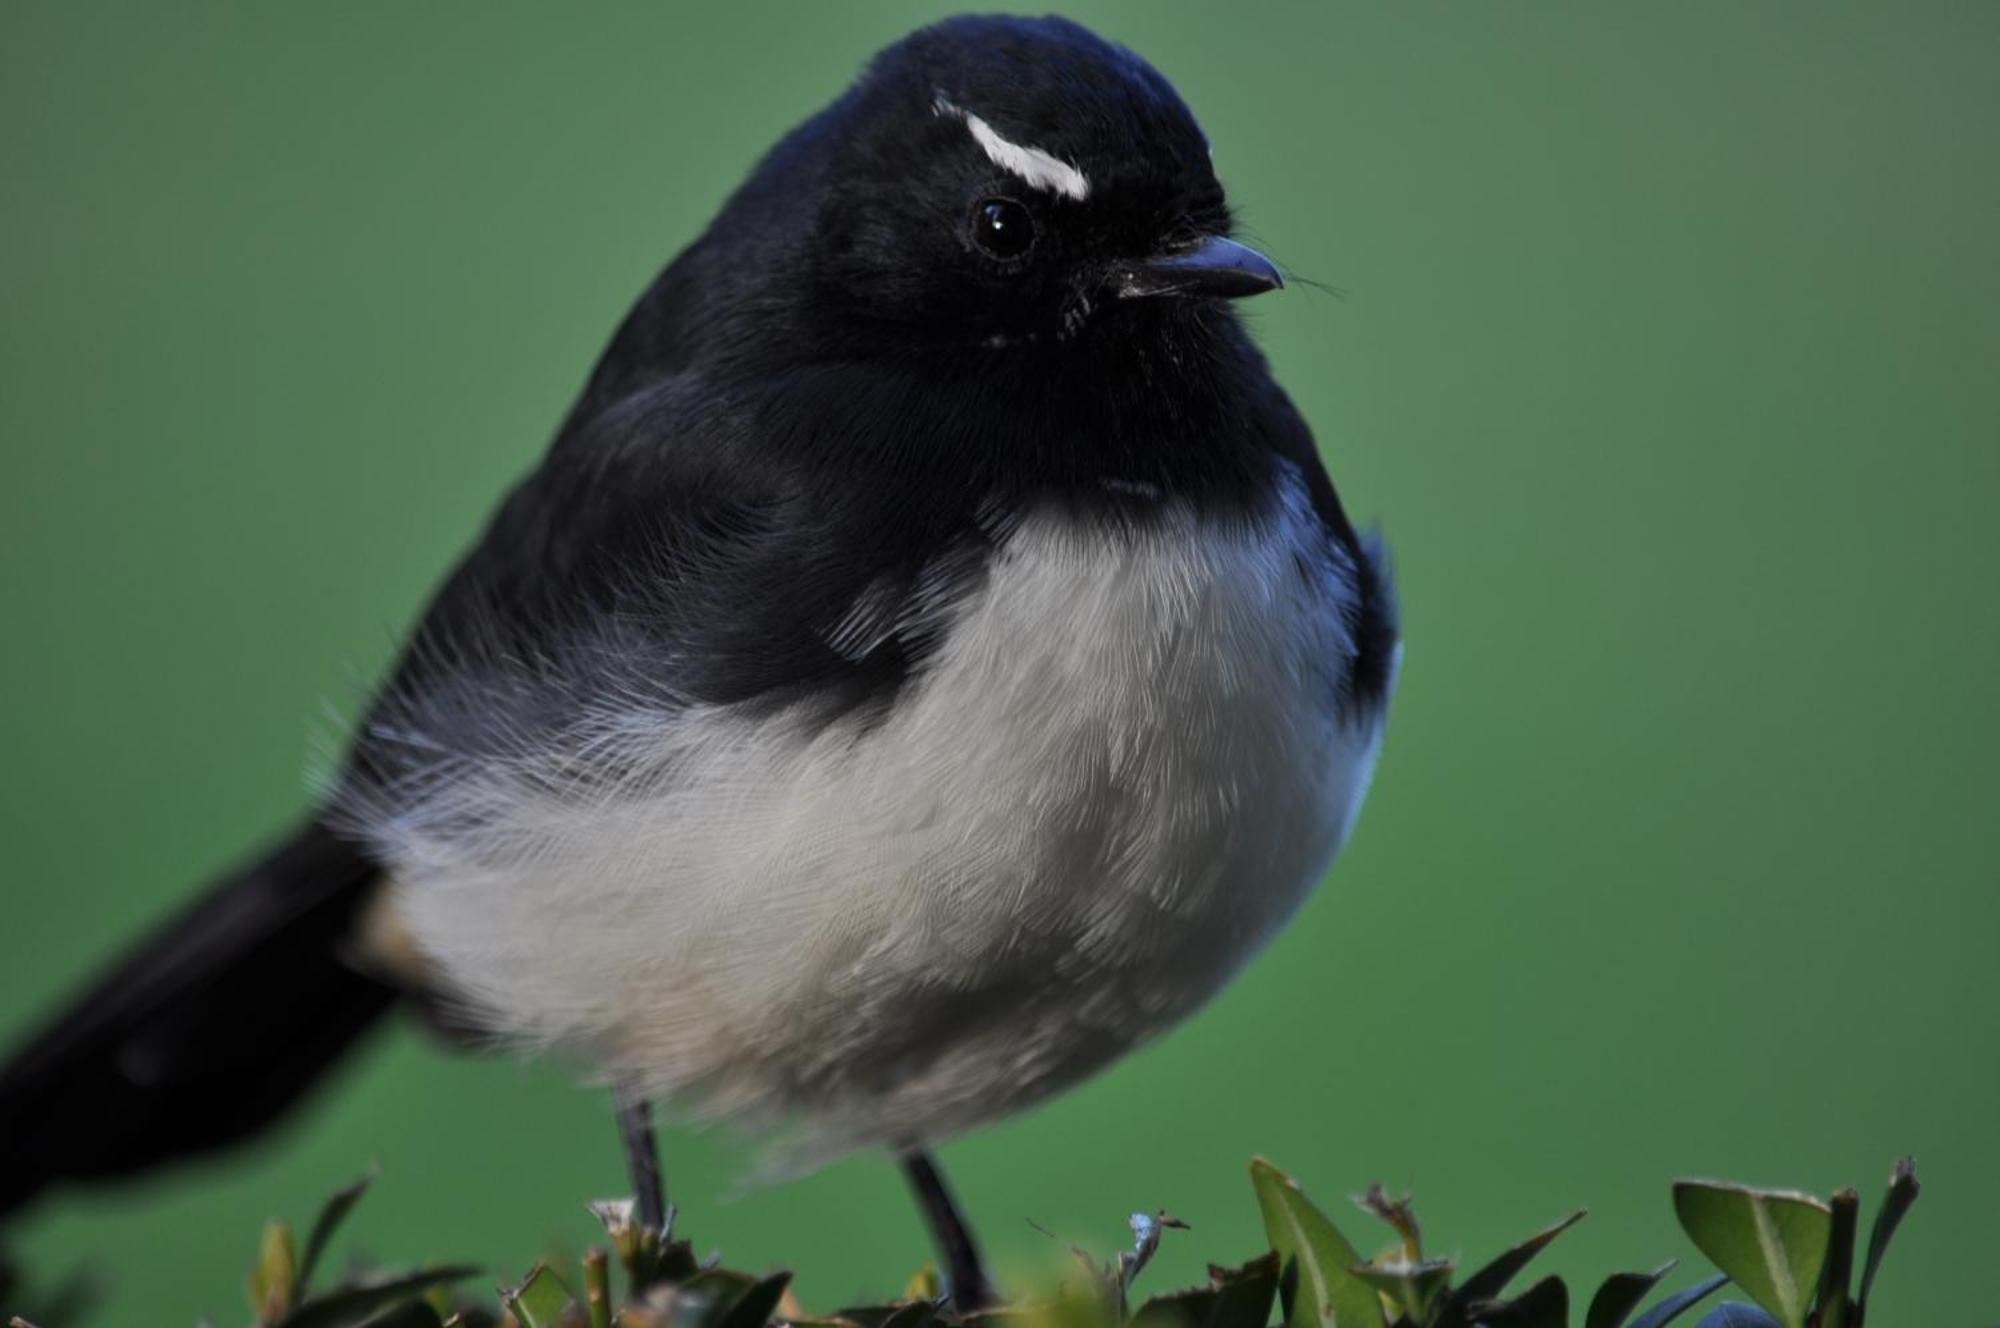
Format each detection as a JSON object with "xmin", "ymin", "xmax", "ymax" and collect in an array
[
  {"xmin": 875, "ymin": 1300, "xmax": 943, "ymax": 1328},
  {"xmin": 504, "ymin": 1263, "xmax": 580, "ymax": 1328},
  {"xmin": 1129, "ymin": 1285, "xmax": 1218, "ymax": 1328},
  {"xmin": 1626, "ymin": 1274, "xmax": 1727, "ymax": 1328},
  {"xmin": 1691, "ymin": 1306, "xmax": 1783, "ymax": 1328},
  {"xmin": 646, "ymin": 1268, "xmax": 792, "ymax": 1328},
  {"xmin": 278, "ymin": 1264, "xmax": 481, "ymax": 1328},
  {"xmin": 712, "ymin": 1271, "xmax": 793, "ymax": 1328},
  {"xmin": 1248, "ymin": 1158, "xmax": 1383, "ymax": 1328},
  {"xmin": 1040, "ymin": 1283, "xmax": 1128, "ymax": 1328},
  {"xmin": 1672, "ymin": 1182, "xmax": 1830, "ymax": 1328},
  {"xmin": 1855, "ymin": 1157, "xmax": 1918, "ymax": 1320},
  {"xmin": 1204, "ymin": 1253, "xmax": 1280, "ymax": 1328},
  {"xmin": 1585, "ymin": 1262, "xmax": 1676, "ymax": 1328},
  {"xmin": 1351, "ymin": 1258, "xmax": 1452, "ymax": 1322},
  {"xmin": 670, "ymin": 1269, "xmax": 760, "ymax": 1328},
  {"xmin": 825, "ymin": 1309, "xmax": 896, "ymax": 1328},
  {"xmin": 905, "ymin": 1262, "xmax": 943, "ymax": 1302},
  {"xmin": 249, "ymin": 1219, "xmax": 300, "ymax": 1324},
  {"xmin": 658, "ymin": 1239, "xmax": 702, "ymax": 1283},
  {"xmin": 831, "ymin": 1305, "xmax": 933, "ymax": 1328},
  {"xmin": 948, "ymin": 1304, "xmax": 1040, "ymax": 1328},
  {"xmin": 1131, "ymin": 1254, "xmax": 1280, "ymax": 1328},
  {"xmin": 953, "ymin": 1314, "xmax": 1034, "ymax": 1328},
  {"xmin": 1814, "ymin": 1189, "xmax": 1858, "ymax": 1328},
  {"xmin": 1435, "ymin": 1210, "xmax": 1584, "ymax": 1328},
  {"xmin": 299, "ymin": 1169, "xmax": 377, "ymax": 1295},
  {"xmin": 1470, "ymin": 1274, "xmax": 1568, "ymax": 1328},
  {"xmin": 350, "ymin": 1303, "xmax": 446, "ymax": 1328}
]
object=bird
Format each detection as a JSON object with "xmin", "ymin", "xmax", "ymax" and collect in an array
[{"xmin": 0, "ymin": 13, "xmax": 1397, "ymax": 1307}]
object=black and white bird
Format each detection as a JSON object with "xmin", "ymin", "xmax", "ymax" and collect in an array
[{"xmin": 0, "ymin": 14, "xmax": 1396, "ymax": 1305}]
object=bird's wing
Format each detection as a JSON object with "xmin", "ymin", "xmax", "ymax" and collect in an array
[
  {"xmin": 339, "ymin": 367, "xmax": 997, "ymax": 802},
  {"xmin": 1253, "ymin": 377, "xmax": 1401, "ymax": 715}
]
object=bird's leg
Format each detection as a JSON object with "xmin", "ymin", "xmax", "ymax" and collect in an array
[
  {"xmin": 901, "ymin": 1149, "xmax": 995, "ymax": 1310},
  {"xmin": 613, "ymin": 1082, "xmax": 668, "ymax": 1232}
]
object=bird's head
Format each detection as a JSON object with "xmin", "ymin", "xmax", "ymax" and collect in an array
[{"xmin": 717, "ymin": 14, "xmax": 1281, "ymax": 357}]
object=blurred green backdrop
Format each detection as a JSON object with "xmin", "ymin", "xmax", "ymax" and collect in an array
[{"xmin": 3, "ymin": 3, "xmax": 1995, "ymax": 1324}]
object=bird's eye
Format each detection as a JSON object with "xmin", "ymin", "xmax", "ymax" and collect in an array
[{"xmin": 970, "ymin": 197, "xmax": 1035, "ymax": 262}]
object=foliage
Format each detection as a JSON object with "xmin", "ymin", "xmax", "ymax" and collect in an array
[{"xmin": 0, "ymin": 1158, "xmax": 1920, "ymax": 1328}]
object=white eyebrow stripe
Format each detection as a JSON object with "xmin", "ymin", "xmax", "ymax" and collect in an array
[{"xmin": 933, "ymin": 98, "xmax": 1091, "ymax": 202}]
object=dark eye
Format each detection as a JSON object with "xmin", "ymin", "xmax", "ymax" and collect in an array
[{"xmin": 970, "ymin": 197, "xmax": 1035, "ymax": 261}]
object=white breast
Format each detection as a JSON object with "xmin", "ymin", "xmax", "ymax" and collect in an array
[{"xmin": 374, "ymin": 468, "xmax": 1390, "ymax": 1170}]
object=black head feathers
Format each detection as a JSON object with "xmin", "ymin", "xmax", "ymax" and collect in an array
[{"xmin": 673, "ymin": 15, "xmax": 1269, "ymax": 357}]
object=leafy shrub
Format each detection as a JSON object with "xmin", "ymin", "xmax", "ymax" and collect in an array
[{"xmin": 2, "ymin": 1156, "xmax": 1919, "ymax": 1328}]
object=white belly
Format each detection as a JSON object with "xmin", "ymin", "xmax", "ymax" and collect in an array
[{"xmin": 374, "ymin": 471, "xmax": 1388, "ymax": 1168}]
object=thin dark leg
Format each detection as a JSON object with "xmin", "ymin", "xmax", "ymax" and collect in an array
[
  {"xmin": 901, "ymin": 1149, "xmax": 995, "ymax": 1310},
  {"xmin": 614, "ymin": 1084, "xmax": 667, "ymax": 1232}
]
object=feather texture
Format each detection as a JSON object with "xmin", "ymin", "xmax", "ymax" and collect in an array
[{"xmin": 340, "ymin": 466, "xmax": 1389, "ymax": 1168}]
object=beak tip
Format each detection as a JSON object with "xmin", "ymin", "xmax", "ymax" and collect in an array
[{"xmin": 1114, "ymin": 235, "xmax": 1285, "ymax": 301}]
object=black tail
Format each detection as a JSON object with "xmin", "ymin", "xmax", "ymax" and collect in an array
[{"xmin": 0, "ymin": 821, "xmax": 397, "ymax": 1219}]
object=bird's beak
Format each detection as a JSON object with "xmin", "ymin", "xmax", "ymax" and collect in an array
[{"xmin": 1109, "ymin": 235, "xmax": 1284, "ymax": 300}]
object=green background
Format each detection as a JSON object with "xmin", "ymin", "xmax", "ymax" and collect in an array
[{"xmin": 3, "ymin": 4, "xmax": 1995, "ymax": 1324}]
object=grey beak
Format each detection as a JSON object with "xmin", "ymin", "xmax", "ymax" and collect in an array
[{"xmin": 1110, "ymin": 235, "xmax": 1284, "ymax": 300}]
